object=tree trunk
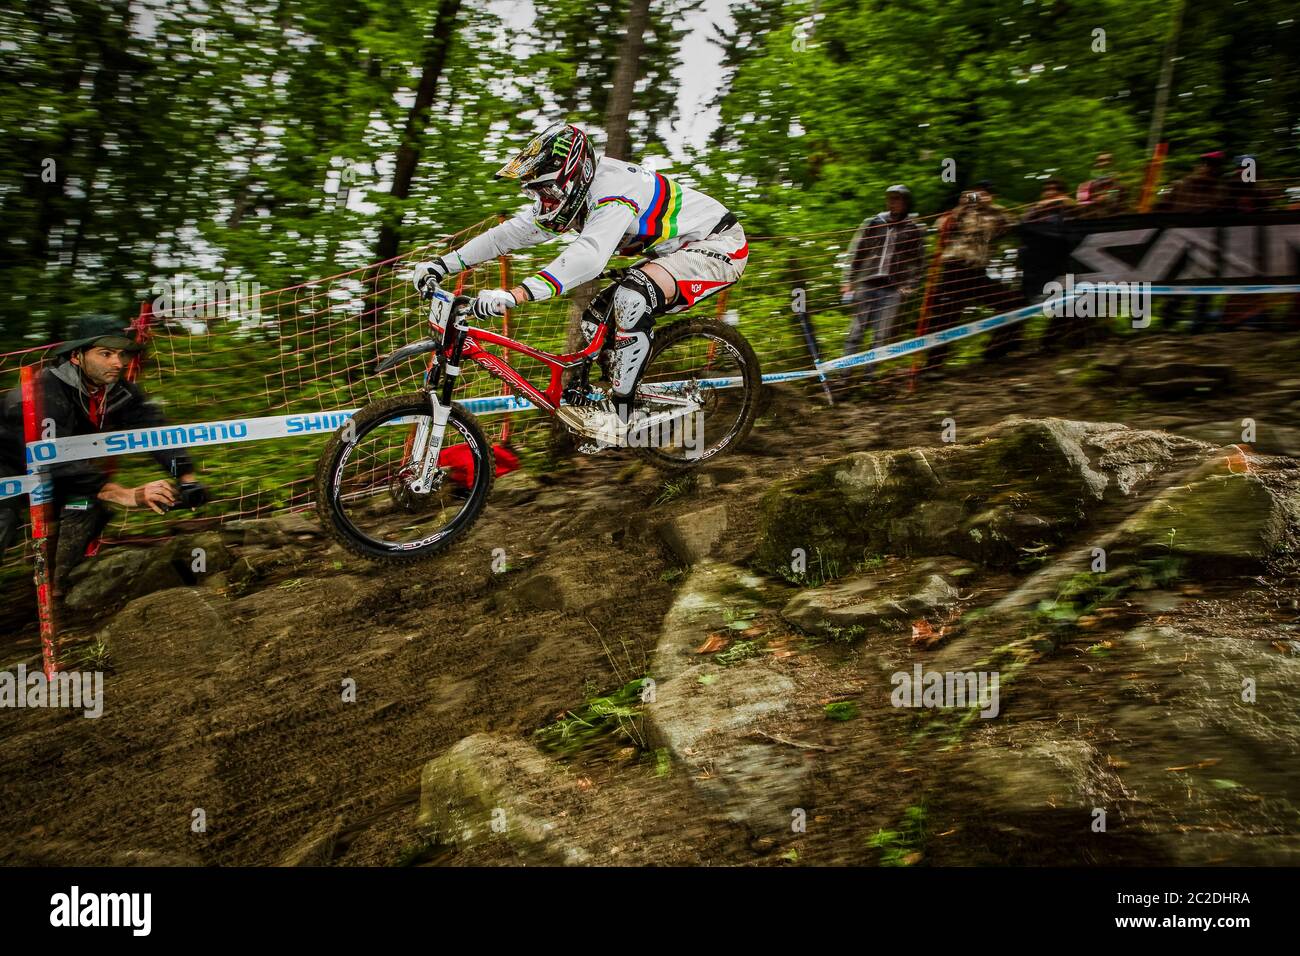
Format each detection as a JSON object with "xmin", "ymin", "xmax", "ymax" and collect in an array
[
  {"xmin": 603, "ymin": 0, "xmax": 651, "ymax": 162},
  {"xmin": 375, "ymin": 0, "xmax": 463, "ymax": 262}
]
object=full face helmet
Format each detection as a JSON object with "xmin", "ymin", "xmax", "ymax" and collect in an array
[{"xmin": 495, "ymin": 123, "xmax": 596, "ymax": 232}]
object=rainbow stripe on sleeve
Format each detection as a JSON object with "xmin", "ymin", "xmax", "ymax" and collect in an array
[
  {"xmin": 595, "ymin": 195, "xmax": 641, "ymax": 215},
  {"xmin": 534, "ymin": 270, "xmax": 563, "ymax": 296},
  {"xmin": 636, "ymin": 173, "xmax": 683, "ymax": 247}
]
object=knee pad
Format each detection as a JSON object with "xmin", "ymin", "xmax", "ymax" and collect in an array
[{"xmin": 612, "ymin": 269, "xmax": 666, "ymax": 333}]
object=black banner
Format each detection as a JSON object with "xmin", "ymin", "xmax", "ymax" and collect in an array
[{"xmin": 1019, "ymin": 211, "xmax": 1300, "ymax": 286}]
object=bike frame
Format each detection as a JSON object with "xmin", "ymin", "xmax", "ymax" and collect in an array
[
  {"xmin": 427, "ymin": 306, "xmax": 610, "ymax": 416},
  {"xmin": 383, "ymin": 288, "xmax": 614, "ymax": 491},
  {"xmin": 382, "ymin": 280, "xmax": 710, "ymax": 490}
]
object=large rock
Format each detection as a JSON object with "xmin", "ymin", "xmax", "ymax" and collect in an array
[
  {"xmin": 645, "ymin": 561, "xmax": 810, "ymax": 834},
  {"xmin": 1117, "ymin": 456, "xmax": 1298, "ymax": 571},
  {"xmin": 64, "ymin": 547, "xmax": 184, "ymax": 610},
  {"xmin": 1173, "ymin": 419, "xmax": 1300, "ymax": 458},
  {"xmin": 221, "ymin": 518, "xmax": 289, "ymax": 547},
  {"xmin": 99, "ymin": 587, "xmax": 236, "ymax": 673},
  {"xmin": 417, "ymin": 733, "xmax": 592, "ymax": 865},
  {"xmin": 644, "ymin": 661, "xmax": 810, "ymax": 834},
  {"xmin": 783, "ymin": 561, "xmax": 963, "ymax": 637},
  {"xmin": 1102, "ymin": 625, "xmax": 1300, "ymax": 864},
  {"xmin": 656, "ymin": 503, "xmax": 733, "ymax": 565},
  {"xmin": 754, "ymin": 418, "xmax": 1208, "ymax": 573},
  {"xmin": 652, "ymin": 559, "xmax": 789, "ymax": 683},
  {"xmin": 178, "ymin": 532, "xmax": 233, "ymax": 576}
]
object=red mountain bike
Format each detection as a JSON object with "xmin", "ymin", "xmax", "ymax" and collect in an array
[{"xmin": 314, "ymin": 271, "xmax": 762, "ymax": 563}]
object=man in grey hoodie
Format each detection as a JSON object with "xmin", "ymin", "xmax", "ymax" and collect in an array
[
  {"xmin": 0, "ymin": 315, "xmax": 206, "ymax": 589},
  {"xmin": 841, "ymin": 185, "xmax": 924, "ymax": 372}
]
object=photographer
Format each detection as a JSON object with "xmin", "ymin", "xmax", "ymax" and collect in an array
[
  {"xmin": 0, "ymin": 315, "xmax": 208, "ymax": 590},
  {"xmin": 922, "ymin": 181, "xmax": 1019, "ymax": 374}
]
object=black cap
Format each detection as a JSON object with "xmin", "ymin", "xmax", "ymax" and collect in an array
[{"xmin": 53, "ymin": 314, "xmax": 142, "ymax": 357}]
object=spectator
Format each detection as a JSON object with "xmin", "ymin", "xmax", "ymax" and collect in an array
[
  {"xmin": 1161, "ymin": 149, "xmax": 1230, "ymax": 213},
  {"xmin": 1003, "ymin": 177, "xmax": 1078, "ymax": 356},
  {"xmin": 840, "ymin": 184, "xmax": 924, "ymax": 380},
  {"xmin": 1225, "ymin": 154, "xmax": 1268, "ymax": 213},
  {"xmin": 1161, "ymin": 150, "xmax": 1230, "ymax": 331},
  {"xmin": 1075, "ymin": 153, "xmax": 1128, "ymax": 218},
  {"xmin": 0, "ymin": 315, "xmax": 208, "ymax": 593},
  {"xmin": 922, "ymin": 180, "xmax": 1019, "ymax": 373}
]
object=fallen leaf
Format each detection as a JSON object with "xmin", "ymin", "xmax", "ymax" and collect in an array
[
  {"xmin": 695, "ymin": 634, "xmax": 728, "ymax": 654},
  {"xmin": 911, "ymin": 619, "xmax": 947, "ymax": 648}
]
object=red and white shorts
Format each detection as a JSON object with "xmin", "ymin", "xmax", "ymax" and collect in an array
[{"xmin": 640, "ymin": 222, "xmax": 749, "ymax": 314}]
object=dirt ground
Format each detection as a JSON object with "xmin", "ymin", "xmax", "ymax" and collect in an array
[{"xmin": 1, "ymin": 325, "xmax": 1298, "ymax": 866}]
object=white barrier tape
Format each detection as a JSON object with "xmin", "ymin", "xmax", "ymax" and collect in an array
[
  {"xmin": 0, "ymin": 473, "xmax": 47, "ymax": 504},
  {"xmin": 816, "ymin": 283, "xmax": 1300, "ymax": 375},
  {"xmin": 5, "ymin": 282, "xmax": 1298, "ymax": 497},
  {"xmin": 817, "ymin": 297, "xmax": 1064, "ymax": 375}
]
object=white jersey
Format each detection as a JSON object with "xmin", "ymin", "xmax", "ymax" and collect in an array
[{"xmin": 447, "ymin": 157, "xmax": 731, "ymax": 302}]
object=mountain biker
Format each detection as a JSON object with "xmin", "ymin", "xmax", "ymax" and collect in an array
[{"xmin": 411, "ymin": 122, "xmax": 748, "ymax": 443}]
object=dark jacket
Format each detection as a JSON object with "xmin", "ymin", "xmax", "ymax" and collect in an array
[
  {"xmin": 0, "ymin": 361, "xmax": 194, "ymax": 499},
  {"xmin": 844, "ymin": 212, "xmax": 924, "ymax": 291}
]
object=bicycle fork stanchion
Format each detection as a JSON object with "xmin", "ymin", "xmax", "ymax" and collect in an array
[
  {"xmin": 411, "ymin": 307, "xmax": 468, "ymax": 492},
  {"xmin": 21, "ymin": 365, "xmax": 58, "ymax": 679}
]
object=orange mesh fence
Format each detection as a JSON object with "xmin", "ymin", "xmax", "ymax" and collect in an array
[{"xmin": 4, "ymin": 175, "xmax": 1299, "ymax": 580}]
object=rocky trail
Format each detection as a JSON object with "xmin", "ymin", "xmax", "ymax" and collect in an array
[{"xmin": 2, "ymin": 327, "xmax": 1299, "ymax": 866}]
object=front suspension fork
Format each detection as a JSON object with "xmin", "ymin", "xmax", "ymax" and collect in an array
[{"xmin": 410, "ymin": 314, "xmax": 468, "ymax": 493}]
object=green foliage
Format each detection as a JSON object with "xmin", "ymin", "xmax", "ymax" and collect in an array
[
  {"xmin": 653, "ymin": 472, "xmax": 698, "ymax": 506},
  {"xmin": 716, "ymin": 639, "xmax": 760, "ymax": 665},
  {"xmin": 534, "ymin": 677, "xmax": 649, "ymax": 755},
  {"xmin": 824, "ymin": 700, "xmax": 859, "ymax": 720},
  {"xmin": 868, "ymin": 803, "xmax": 927, "ymax": 866}
]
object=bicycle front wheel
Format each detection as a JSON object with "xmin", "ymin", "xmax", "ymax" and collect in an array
[
  {"xmin": 314, "ymin": 394, "xmax": 494, "ymax": 563},
  {"xmin": 630, "ymin": 318, "xmax": 762, "ymax": 472}
]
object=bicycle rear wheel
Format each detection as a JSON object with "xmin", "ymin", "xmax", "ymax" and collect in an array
[
  {"xmin": 630, "ymin": 318, "xmax": 762, "ymax": 472},
  {"xmin": 314, "ymin": 393, "xmax": 494, "ymax": 563}
]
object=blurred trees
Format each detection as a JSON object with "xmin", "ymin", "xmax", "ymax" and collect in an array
[{"xmin": 1, "ymin": 0, "xmax": 1297, "ymax": 346}]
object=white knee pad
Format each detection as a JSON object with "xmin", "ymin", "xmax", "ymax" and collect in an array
[
  {"xmin": 610, "ymin": 330, "xmax": 651, "ymax": 399},
  {"xmin": 608, "ymin": 271, "xmax": 666, "ymax": 399}
]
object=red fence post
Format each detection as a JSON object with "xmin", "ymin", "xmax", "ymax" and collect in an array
[
  {"xmin": 1138, "ymin": 142, "xmax": 1169, "ymax": 213},
  {"xmin": 908, "ymin": 214, "xmax": 956, "ymax": 391},
  {"xmin": 20, "ymin": 365, "xmax": 57, "ymax": 678}
]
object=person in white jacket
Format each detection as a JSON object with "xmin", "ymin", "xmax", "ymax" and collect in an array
[{"xmin": 413, "ymin": 123, "xmax": 748, "ymax": 441}]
